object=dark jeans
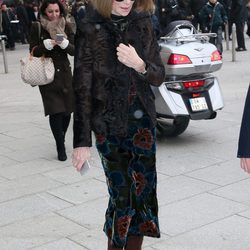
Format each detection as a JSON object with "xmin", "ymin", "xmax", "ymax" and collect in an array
[{"xmin": 209, "ymin": 26, "xmax": 223, "ymax": 54}]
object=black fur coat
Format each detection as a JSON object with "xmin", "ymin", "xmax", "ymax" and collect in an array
[{"xmin": 73, "ymin": 8, "xmax": 165, "ymax": 147}]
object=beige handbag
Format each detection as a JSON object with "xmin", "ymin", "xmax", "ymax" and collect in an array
[
  {"xmin": 20, "ymin": 50, "xmax": 55, "ymax": 86},
  {"xmin": 20, "ymin": 21, "xmax": 55, "ymax": 86}
]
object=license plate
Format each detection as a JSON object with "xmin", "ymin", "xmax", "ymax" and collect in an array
[{"xmin": 189, "ymin": 97, "xmax": 208, "ymax": 112}]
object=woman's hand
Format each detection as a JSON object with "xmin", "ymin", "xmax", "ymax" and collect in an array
[
  {"xmin": 72, "ymin": 147, "xmax": 91, "ymax": 172},
  {"xmin": 116, "ymin": 43, "xmax": 146, "ymax": 73},
  {"xmin": 50, "ymin": 40, "xmax": 57, "ymax": 46},
  {"xmin": 57, "ymin": 38, "xmax": 69, "ymax": 49},
  {"xmin": 240, "ymin": 158, "xmax": 250, "ymax": 174},
  {"xmin": 48, "ymin": 39, "xmax": 69, "ymax": 49},
  {"xmin": 43, "ymin": 39, "xmax": 55, "ymax": 50}
]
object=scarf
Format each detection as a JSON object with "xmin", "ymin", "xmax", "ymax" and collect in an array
[
  {"xmin": 111, "ymin": 14, "xmax": 129, "ymax": 32},
  {"xmin": 40, "ymin": 15, "xmax": 67, "ymax": 40}
]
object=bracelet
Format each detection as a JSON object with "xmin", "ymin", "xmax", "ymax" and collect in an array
[{"xmin": 139, "ymin": 69, "xmax": 147, "ymax": 75}]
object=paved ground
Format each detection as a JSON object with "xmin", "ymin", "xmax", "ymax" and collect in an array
[{"xmin": 0, "ymin": 37, "xmax": 250, "ymax": 250}]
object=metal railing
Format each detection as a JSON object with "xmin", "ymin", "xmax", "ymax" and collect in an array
[
  {"xmin": 0, "ymin": 35, "xmax": 8, "ymax": 73},
  {"xmin": 232, "ymin": 24, "xmax": 236, "ymax": 62}
]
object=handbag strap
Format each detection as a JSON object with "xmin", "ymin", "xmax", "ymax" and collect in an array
[
  {"xmin": 30, "ymin": 22, "xmax": 42, "ymax": 58},
  {"xmin": 37, "ymin": 21, "xmax": 41, "ymax": 42}
]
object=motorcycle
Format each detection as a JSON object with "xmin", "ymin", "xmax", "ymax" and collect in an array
[{"xmin": 154, "ymin": 20, "xmax": 224, "ymax": 137}]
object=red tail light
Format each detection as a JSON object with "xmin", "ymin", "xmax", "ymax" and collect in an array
[
  {"xmin": 168, "ymin": 54, "xmax": 192, "ymax": 65},
  {"xmin": 183, "ymin": 80, "xmax": 205, "ymax": 88},
  {"xmin": 211, "ymin": 51, "xmax": 221, "ymax": 61}
]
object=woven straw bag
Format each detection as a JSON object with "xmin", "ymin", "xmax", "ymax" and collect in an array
[{"xmin": 20, "ymin": 52, "xmax": 55, "ymax": 86}]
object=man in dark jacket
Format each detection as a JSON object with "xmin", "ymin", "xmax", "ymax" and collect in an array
[
  {"xmin": 16, "ymin": 0, "xmax": 30, "ymax": 43},
  {"xmin": 188, "ymin": 0, "xmax": 207, "ymax": 30},
  {"xmin": 229, "ymin": 0, "xmax": 247, "ymax": 51},
  {"xmin": 158, "ymin": 0, "xmax": 193, "ymax": 32},
  {"xmin": 1, "ymin": 3, "xmax": 15, "ymax": 50}
]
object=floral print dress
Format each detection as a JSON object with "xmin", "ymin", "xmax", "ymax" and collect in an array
[{"xmin": 95, "ymin": 82, "xmax": 160, "ymax": 248}]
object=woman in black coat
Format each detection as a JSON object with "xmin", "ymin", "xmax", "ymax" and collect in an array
[
  {"xmin": 72, "ymin": 0, "xmax": 165, "ymax": 249},
  {"xmin": 29, "ymin": 0, "xmax": 74, "ymax": 161}
]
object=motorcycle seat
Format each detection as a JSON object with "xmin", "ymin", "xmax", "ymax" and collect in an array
[{"xmin": 163, "ymin": 20, "xmax": 193, "ymax": 37}]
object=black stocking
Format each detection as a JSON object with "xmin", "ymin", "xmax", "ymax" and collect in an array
[
  {"xmin": 62, "ymin": 114, "xmax": 71, "ymax": 136},
  {"xmin": 49, "ymin": 113, "xmax": 70, "ymax": 161}
]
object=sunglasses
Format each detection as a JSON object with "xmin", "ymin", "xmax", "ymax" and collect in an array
[{"xmin": 115, "ymin": 0, "xmax": 135, "ymax": 2}]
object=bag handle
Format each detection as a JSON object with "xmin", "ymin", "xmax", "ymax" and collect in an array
[
  {"xmin": 29, "ymin": 46, "xmax": 45, "ymax": 61},
  {"xmin": 30, "ymin": 22, "xmax": 44, "ymax": 60},
  {"xmin": 37, "ymin": 21, "xmax": 41, "ymax": 42}
]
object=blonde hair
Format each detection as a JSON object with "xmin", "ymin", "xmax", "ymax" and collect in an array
[{"xmin": 90, "ymin": 0, "xmax": 155, "ymax": 18}]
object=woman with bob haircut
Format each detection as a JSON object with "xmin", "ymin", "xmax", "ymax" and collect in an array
[
  {"xmin": 29, "ymin": 0, "xmax": 75, "ymax": 161},
  {"xmin": 72, "ymin": 0, "xmax": 165, "ymax": 249}
]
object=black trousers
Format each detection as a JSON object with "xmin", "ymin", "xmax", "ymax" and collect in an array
[
  {"xmin": 3, "ymin": 28, "xmax": 15, "ymax": 48},
  {"xmin": 229, "ymin": 20, "xmax": 246, "ymax": 49}
]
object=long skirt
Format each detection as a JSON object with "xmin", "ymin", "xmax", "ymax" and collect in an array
[{"xmin": 95, "ymin": 106, "xmax": 160, "ymax": 247}]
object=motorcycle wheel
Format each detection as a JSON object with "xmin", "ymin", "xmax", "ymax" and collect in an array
[{"xmin": 156, "ymin": 116, "xmax": 190, "ymax": 137}]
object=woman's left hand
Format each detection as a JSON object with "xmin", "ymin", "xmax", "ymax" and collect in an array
[
  {"xmin": 116, "ymin": 43, "xmax": 146, "ymax": 73},
  {"xmin": 57, "ymin": 38, "xmax": 69, "ymax": 49}
]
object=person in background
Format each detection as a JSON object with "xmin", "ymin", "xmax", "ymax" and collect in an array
[
  {"xmin": 29, "ymin": 0, "xmax": 75, "ymax": 161},
  {"xmin": 72, "ymin": 0, "xmax": 165, "ymax": 249},
  {"xmin": 26, "ymin": 1, "xmax": 39, "ymax": 24},
  {"xmin": 158, "ymin": 0, "xmax": 193, "ymax": 33},
  {"xmin": 16, "ymin": 0, "xmax": 30, "ymax": 43},
  {"xmin": 238, "ymin": 85, "xmax": 250, "ymax": 174},
  {"xmin": 1, "ymin": 2, "xmax": 15, "ymax": 50},
  {"xmin": 188, "ymin": 0, "xmax": 206, "ymax": 30},
  {"xmin": 228, "ymin": 0, "xmax": 247, "ymax": 51},
  {"xmin": 71, "ymin": 0, "xmax": 88, "ymax": 27},
  {"xmin": 0, "ymin": 7, "xmax": 2, "ymax": 34},
  {"xmin": 246, "ymin": 0, "xmax": 250, "ymax": 37},
  {"xmin": 33, "ymin": 4, "xmax": 39, "ymax": 20},
  {"xmin": 199, "ymin": 0, "xmax": 227, "ymax": 54},
  {"xmin": 6, "ymin": 3, "xmax": 18, "ymax": 42},
  {"xmin": 151, "ymin": 0, "xmax": 161, "ymax": 38}
]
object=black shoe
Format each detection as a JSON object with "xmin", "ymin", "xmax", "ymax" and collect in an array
[
  {"xmin": 58, "ymin": 150, "xmax": 67, "ymax": 161},
  {"xmin": 235, "ymin": 47, "xmax": 247, "ymax": 52},
  {"xmin": 57, "ymin": 146, "xmax": 67, "ymax": 161}
]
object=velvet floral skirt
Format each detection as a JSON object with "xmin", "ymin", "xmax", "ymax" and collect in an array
[{"xmin": 95, "ymin": 98, "xmax": 160, "ymax": 248}]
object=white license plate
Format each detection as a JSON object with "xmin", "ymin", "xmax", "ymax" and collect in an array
[{"xmin": 189, "ymin": 97, "xmax": 208, "ymax": 112}]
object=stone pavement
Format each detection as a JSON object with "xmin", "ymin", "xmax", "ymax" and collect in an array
[{"xmin": 0, "ymin": 37, "xmax": 250, "ymax": 250}]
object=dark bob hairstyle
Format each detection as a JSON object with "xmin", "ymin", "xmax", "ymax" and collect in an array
[{"xmin": 40, "ymin": 0, "xmax": 66, "ymax": 17}]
